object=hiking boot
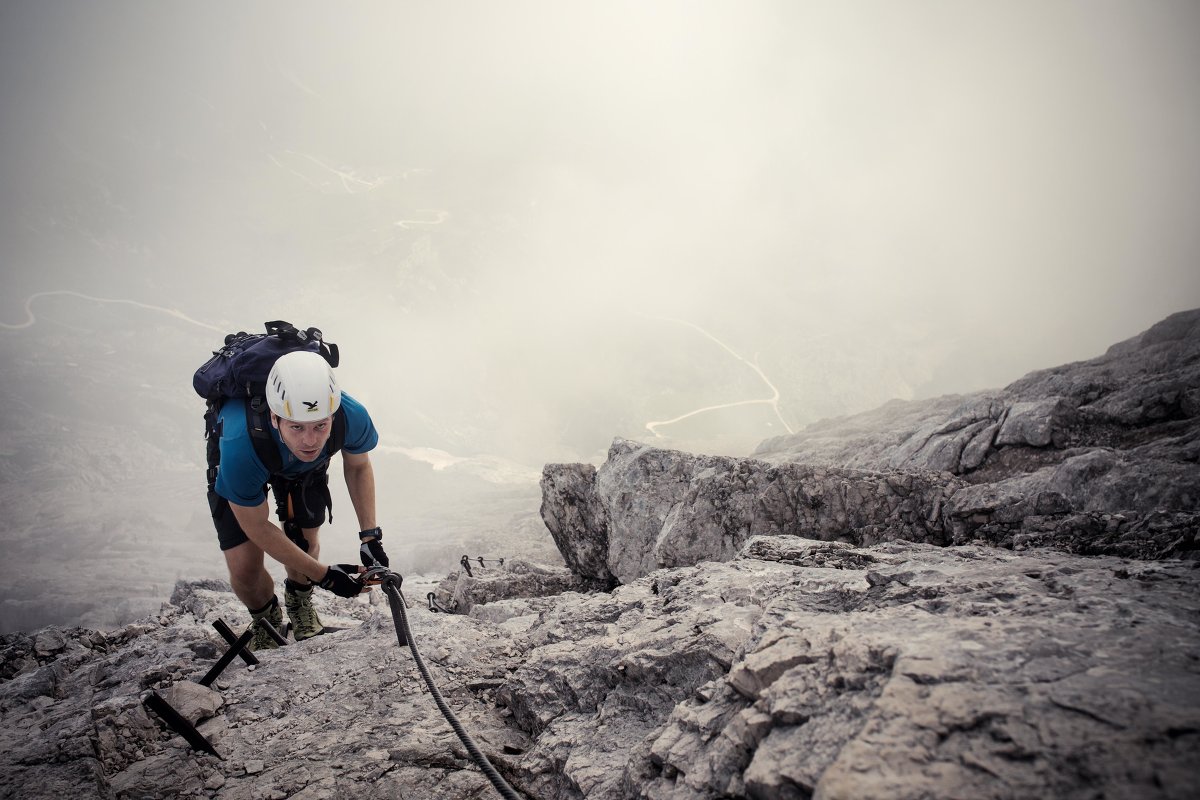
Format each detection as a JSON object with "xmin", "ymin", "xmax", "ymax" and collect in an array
[
  {"xmin": 248, "ymin": 595, "xmax": 284, "ymax": 651},
  {"xmin": 284, "ymin": 579, "xmax": 325, "ymax": 641}
]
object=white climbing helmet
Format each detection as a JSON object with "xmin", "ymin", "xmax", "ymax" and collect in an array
[{"xmin": 265, "ymin": 350, "xmax": 341, "ymax": 422}]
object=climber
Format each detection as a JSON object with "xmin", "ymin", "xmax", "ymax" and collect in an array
[{"xmin": 206, "ymin": 350, "xmax": 390, "ymax": 650}]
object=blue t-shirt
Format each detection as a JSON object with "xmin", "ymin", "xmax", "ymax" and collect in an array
[{"xmin": 214, "ymin": 392, "xmax": 379, "ymax": 507}]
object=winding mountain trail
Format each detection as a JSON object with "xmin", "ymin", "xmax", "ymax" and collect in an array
[
  {"xmin": 284, "ymin": 149, "xmax": 388, "ymax": 194},
  {"xmin": 0, "ymin": 290, "xmax": 225, "ymax": 332},
  {"xmin": 394, "ymin": 210, "xmax": 450, "ymax": 229},
  {"xmin": 642, "ymin": 315, "xmax": 796, "ymax": 438}
]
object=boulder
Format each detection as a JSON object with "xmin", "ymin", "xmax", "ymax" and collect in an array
[
  {"xmin": 544, "ymin": 438, "xmax": 968, "ymax": 585},
  {"xmin": 161, "ymin": 680, "xmax": 223, "ymax": 726},
  {"xmin": 994, "ymin": 396, "xmax": 1076, "ymax": 447},
  {"xmin": 540, "ymin": 463, "xmax": 615, "ymax": 585}
]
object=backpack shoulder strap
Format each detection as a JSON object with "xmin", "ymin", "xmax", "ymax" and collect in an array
[
  {"xmin": 245, "ymin": 398, "xmax": 284, "ymax": 475},
  {"xmin": 204, "ymin": 401, "xmax": 224, "ymax": 489},
  {"xmin": 244, "ymin": 401, "xmax": 346, "ymax": 477},
  {"xmin": 328, "ymin": 407, "xmax": 347, "ymax": 457}
]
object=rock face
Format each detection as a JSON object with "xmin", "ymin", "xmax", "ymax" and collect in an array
[
  {"xmin": 542, "ymin": 441, "xmax": 967, "ymax": 585},
  {"xmin": 3, "ymin": 310, "xmax": 1200, "ymax": 799},
  {"xmin": 639, "ymin": 538, "xmax": 1200, "ymax": 800},
  {"xmin": 3, "ymin": 540, "xmax": 1198, "ymax": 800},
  {"xmin": 543, "ymin": 311, "xmax": 1200, "ymax": 582}
]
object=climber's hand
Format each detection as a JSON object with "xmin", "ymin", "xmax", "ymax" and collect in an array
[{"xmin": 318, "ymin": 564, "xmax": 365, "ymax": 598}]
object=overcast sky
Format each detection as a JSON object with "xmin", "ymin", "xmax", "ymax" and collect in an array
[{"xmin": 3, "ymin": 0, "xmax": 1200, "ymax": 454}]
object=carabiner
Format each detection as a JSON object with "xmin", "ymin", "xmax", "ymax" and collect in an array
[{"xmin": 360, "ymin": 566, "xmax": 391, "ymax": 586}]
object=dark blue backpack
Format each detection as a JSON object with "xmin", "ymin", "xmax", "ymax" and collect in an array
[{"xmin": 196, "ymin": 320, "xmax": 345, "ymax": 483}]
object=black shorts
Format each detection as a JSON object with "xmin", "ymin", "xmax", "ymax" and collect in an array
[{"xmin": 208, "ymin": 462, "xmax": 333, "ymax": 551}]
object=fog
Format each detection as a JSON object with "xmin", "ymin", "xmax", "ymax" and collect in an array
[{"xmin": 2, "ymin": 1, "xmax": 1199, "ymax": 630}]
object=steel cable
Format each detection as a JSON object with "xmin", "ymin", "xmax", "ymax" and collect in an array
[{"xmin": 379, "ymin": 574, "xmax": 522, "ymax": 800}]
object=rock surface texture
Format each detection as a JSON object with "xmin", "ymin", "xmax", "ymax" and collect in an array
[
  {"xmin": 3, "ymin": 542, "xmax": 1198, "ymax": 799},
  {"xmin": 3, "ymin": 311, "xmax": 1199, "ymax": 799}
]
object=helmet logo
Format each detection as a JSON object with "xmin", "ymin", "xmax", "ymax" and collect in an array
[{"xmin": 303, "ymin": 400, "xmax": 320, "ymax": 413}]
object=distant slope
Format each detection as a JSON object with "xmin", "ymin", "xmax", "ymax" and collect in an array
[{"xmin": 754, "ymin": 308, "xmax": 1199, "ymax": 482}]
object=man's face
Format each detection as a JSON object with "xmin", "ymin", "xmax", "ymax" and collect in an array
[{"xmin": 272, "ymin": 414, "xmax": 333, "ymax": 462}]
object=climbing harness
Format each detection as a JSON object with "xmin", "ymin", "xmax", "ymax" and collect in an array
[{"xmin": 363, "ymin": 567, "xmax": 521, "ymax": 800}]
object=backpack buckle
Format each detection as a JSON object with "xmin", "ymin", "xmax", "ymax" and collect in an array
[{"xmin": 263, "ymin": 320, "xmax": 301, "ymax": 342}]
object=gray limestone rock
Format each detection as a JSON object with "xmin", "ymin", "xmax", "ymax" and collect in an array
[
  {"xmin": 959, "ymin": 419, "xmax": 1001, "ymax": 471},
  {"xmin": 492, "ymin": 539, "xmax": 1200, "ymax": 800},
  {"xmin": 545, "ymin": 438, "xmax": 969, "ymax": 585},
  {"xmin": 2, "ymin": 580, "xmax": 531, "ymax": 800},
  {"xmin": 3, "ymin": 545, "xmax": 1200, "ymax": 800},
  {"xmin": 755, "ymin": 309, "xmax": 1200, "ymax": 480},
  {"xmin": 994, "ymin": 396, "xmax": 1076, "ymax": 447},
  {"xmin": 594, "ymin": 441, "xmax": 737, "ymax": 583},
  {"xmin": 629, "ymin": 540, "xmax": 1200, "ymax": 800},
  {"xmin": 33, "ymin": 629, "xmax": 67, "ymax": 658},
  {"xmin": 162, "ymin": 679, "xmax": 223, "ymax": 726},
  {"xmin": 431, "ymin": 557, "xmax": 601, "ymax": 615},
  {"xmin": 737, "ymin": 535, "xmax": 894, "ymax": 571},
  {"xmin": 541, "ymin": 463, "xmax": 615, "ymax": 585}
]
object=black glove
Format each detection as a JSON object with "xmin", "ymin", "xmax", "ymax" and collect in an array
[
  {"xmin": 359, "ymin": 527, "xmax": 389, "ymax": 568},
  {"xmin": 318, "ymin": 564, "xmax": 364, "ymax": 598}
]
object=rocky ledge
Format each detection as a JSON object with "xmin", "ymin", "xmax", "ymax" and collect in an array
[{"xmin": 2, "ymin": 539, "xmax": 1198, "ymax": 799}]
